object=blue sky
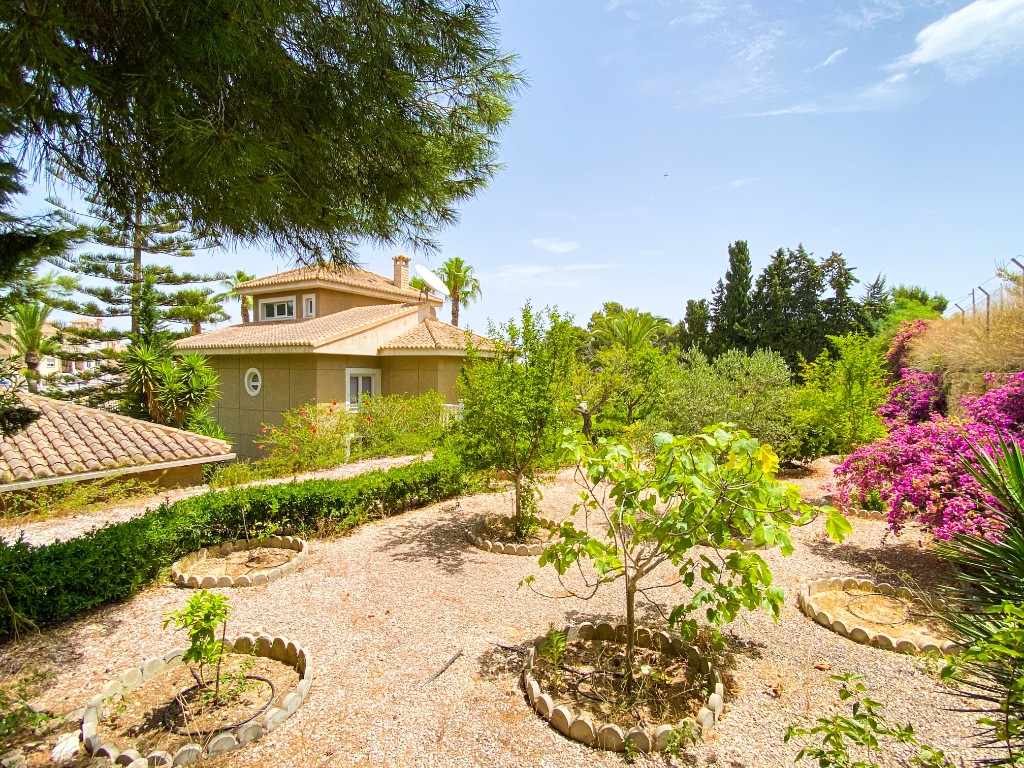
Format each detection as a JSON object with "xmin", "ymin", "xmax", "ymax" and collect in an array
[{"xmin": 23, "ymin": 0, "xmax": 1024, "ymax": 332}]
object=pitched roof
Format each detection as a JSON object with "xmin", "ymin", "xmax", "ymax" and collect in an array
[
  {"xmin": 174, "ymin": 303, "xmax": 419, "ymax": 351},
  {"xmin": 0, "ymin": 394, "xmax": 232, "ymax": 487},
  {"xmin": 379, "ymin": 318, "xmax": 493, "ymax": 353},
  {"xmin": 237, "ymin": 265, "xmax": 423, "ymax": 301}
]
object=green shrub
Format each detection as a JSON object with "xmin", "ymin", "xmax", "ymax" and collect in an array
[
  {"xmin": 351, "ymin": 390, "xmax": 449, "ymax": 457},
  {"xmin": 255, "ymin": 401, "xmax": 355, "ymax": 473},
  {"xmin": 0, "ymin": 452, "xmax": 465, "ymax": 639},
  {"xmin": 657, "ymin": 348, "xmax": 804, "ymax": 460}
]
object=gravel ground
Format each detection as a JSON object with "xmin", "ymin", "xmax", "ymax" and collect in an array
[
  {"xmin": 0, "ymin": 460, "xmax": 994, "ymax": 767},
  {"xmin": 0, "ymin": 454, "xmax": 420, "ymax": 548}
]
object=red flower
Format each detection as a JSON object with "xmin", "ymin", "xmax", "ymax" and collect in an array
[
  {"xmin": 366, "ymin": 416, "xmax": 372, "ymax": 422},
  {"xmin": 311, "ymin": 426, "xmax": 317, "ymax": 433},
  {"xmin": 332, "ymin": 400, "xmax": 337, "ymax": 406},
  {"xmin": 292, "ymin": 445, "xmax": 298, "ymax": 452}
]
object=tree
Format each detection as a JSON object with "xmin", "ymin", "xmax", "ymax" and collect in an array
[
  {"xmin": 165, "ymin": 289, "xmax": 229, "ymax": 336},
  {"xmin": 437, "ymin": 257, "xmax": 481, "ymax": 328},
  {"xmin": 4, "ymin": 1, "xmax": 520, "ymax": 263},
  {"xmin": 529, "ymin": 427, "xmax": 850, "ymax": 694},
  {"xmin": 123, "ymin": 345, "xmax": 219, "ymax": 428},
  {"xmin": 457, "ymin": 305, "xmax": 577, "ymax": 539},
  {"xmin": 670, "ymin": 298, "xmax": 712, "ymax": 354},
  {"xmin": 820, "ymin": 252, "xmax": 868, "ymax": 338},
  {"xmin": 708, "ymin": 240, "xmax": 753, "ymax": 354},
  {"xmin": 2, "ymin": 302, "xmax": 59, "ymax": 393},
  {"xmin": 220, "ymin": 271, "xmax": 255, "ymax": 325},
  {"xmin": 861, "ymin": 274, "xmax": 892, "ymax": 325},
  {"xmin": 51, "ymin": 196, "xmax": 223, "ymax": 339},
  {"xmin": 590, "ymin": 307, "xmax": 669, "ymax": 353}
]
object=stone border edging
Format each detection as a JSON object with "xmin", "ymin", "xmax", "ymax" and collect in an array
[
  {"xmin": 465, "ymin": 517, "xmax": 559, "ymax": 557},
  {"xmin": 521, "ymin": 622, "xmax": 726, "ymax": 753},
  {"xmin": 797, "ymin": 577, "xmax": 960, "ymax": 655},
  {"xmin": 79, "ymin": 634, "xmax": 314, "ymax": 765},
  {"xmin": 170, "ymin": 536, "xmax": 308, "ymax": 588}
]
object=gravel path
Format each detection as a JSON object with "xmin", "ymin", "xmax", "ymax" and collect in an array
[
  {"xmin": 0, "ymin": 462, "xmax": 993, "ymax": 767},
  {"xmin": 0, "ymin": 454, "xmax": 420, "ymax": 548}
]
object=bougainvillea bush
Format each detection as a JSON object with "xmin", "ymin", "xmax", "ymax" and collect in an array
[
  {"xmin": 877, "ymin": 368, "xmax": 946, "ymax": 425},
  {"xmin": 885, "ymin": 318, "xmax": 930, "ymax": 379},
  {"xmin": 962, "ymin": 372, "xmax": 1024, "ymax": 434},
  {"xmin": 835, "ymin": 419, "xmax": 1000, "ymax": 539}
]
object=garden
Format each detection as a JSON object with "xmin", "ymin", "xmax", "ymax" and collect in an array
[{"xmin": 2, "ymin": 270, "xmax": 1024, "ymax": 768}]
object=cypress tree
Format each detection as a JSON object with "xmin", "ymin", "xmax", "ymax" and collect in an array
[{"xmin": 708, "ymin": 240, "xmax": 753, "ymax": 355}]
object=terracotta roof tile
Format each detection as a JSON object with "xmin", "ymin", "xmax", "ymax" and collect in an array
[
  {"xmin": 237, "ymin": 265, "xmax": 423, "ymax": 301},
  {"xmin": 174, "ymin": 303, "xmax": 419, "ymax": 351},
  {"xmin": 0, "ymin": 394, "xmax": 232, "ymax": 487},
  {"xmin": 379, "ymin": 318, "xmax": 493, "ymax": 353}
]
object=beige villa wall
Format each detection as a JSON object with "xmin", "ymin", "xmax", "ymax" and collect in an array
[
  {"xmin": 250, "ymin": 290, "xmax": 400, "ymax": 323},
  {"xmin": 382, "ymin": 356, "xmax": 464, "ymax": 402},
  {"xmin": 211, "ymin": 353, "xmax": 466, "ymax": 458}
]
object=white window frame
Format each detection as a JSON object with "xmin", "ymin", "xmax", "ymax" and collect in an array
[
  {"xmin": 244, "ymin": 367, "xmax": 263, "ymax": 396},
  {"xmin": 345, "ymin": 367, "xmax": 381, "ymax": 408},
  {"xmin": 258, "ymin": 295, "xmax": 296, "ymax": 322},
  {"xmin": 302, "ymin": 293, "xmax": 316, "ymax": 319}
]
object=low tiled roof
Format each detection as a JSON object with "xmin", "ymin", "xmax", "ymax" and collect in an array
[
  {"xmin": 0, "ymin": 394, "xmax": 232, "ymax": 486},
  {"xmin": 175, "ymin": 304, "xmax": 418, "ymax": 351},
  {"xmin": 237, "ymin": 265, "xmax": 423, "ymax": 301},
  {"xmin": 379, "ymin": 318, "xmax": 493, "ymax": 353}
]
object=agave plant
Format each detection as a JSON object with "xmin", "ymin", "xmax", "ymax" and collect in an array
[{"xmin": 936, "ymin": 432, "xmax": 1024, "ymax": 764}]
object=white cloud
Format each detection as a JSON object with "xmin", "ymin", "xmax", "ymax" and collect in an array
[
  {"xmin": 482, "ymin": 263, "xmax": 620, "ymax": 290},
  {"xmin": 746, "ymin": 72, "xmax": 917, "ymax": 116},
  {"xmin": 727, "ymin": 177, "xmax": 758, "ymax": 188},
  {"xmin": 821, "ymin": 47, "xmax": 849, "ymax": 67},
  {"xmin": 528, "ymin": 238, "xmax": 581, "ymax": 254},
  {"xmin": 892, "ymin": 0, "xmax": 1024, "ymax": 82}
]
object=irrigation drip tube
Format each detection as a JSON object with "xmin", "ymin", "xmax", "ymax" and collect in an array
[{"xmin": 162, "ymin": 675, "xmax": 277, "ymax": 737}]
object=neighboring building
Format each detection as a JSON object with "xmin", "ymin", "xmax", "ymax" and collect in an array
[
  {"xmin": 175, "ymin": 256, "xmax": 492, "ymax": 457},
  {"xmin": 60, "ymin": 318, "xmax": 125, "ymax": 374},
  {"xmin": 0, "ymin": 394, "xmax": 233, "ymax": 493}
]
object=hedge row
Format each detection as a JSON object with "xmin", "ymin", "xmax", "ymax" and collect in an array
[{"xmin": 0, "ymin": 453, "xmax": 466, "ymax": 639}]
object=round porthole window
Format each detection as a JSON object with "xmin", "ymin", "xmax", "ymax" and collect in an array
[{"xmin": 244, "ymin": 367, "xmax": 262, "ymax": 396}]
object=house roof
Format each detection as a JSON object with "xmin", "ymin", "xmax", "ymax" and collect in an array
[
  {"xmin": 0, "ymin": 394, "xmax": 232, "ymax": 488},
  {"xmin": 237, "ymin": 265, "xmax": 424, "ymax": 302},
  {"xmin": 379, "ymin": 318, "xmax": 494, "ymax": 353},
  {"xmin": 174, "ymin": 303, "xmax": 419, "ymax": 351}
]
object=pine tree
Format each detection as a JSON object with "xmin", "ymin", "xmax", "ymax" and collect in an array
[
  {"xmin": 5, "ymin": 1, "xmax": 521, "ymax": 264},
  {"xmin": 860, "ymin": 274, "xmax": 892, "ymax": 325},
  {"xmin": 820, "ymin": 252, "xmax": 868, "ymax": 337},
  {"xmin": 51, "ymin": 196, "xmax": 224, "ymax": 340},
  {"xmin": 708, "ymin": 240, "xmax": 753, "ymax": 354},
  {"xmin": 670, "ymin": 299, "xmax": 712, "ymax": 353}
]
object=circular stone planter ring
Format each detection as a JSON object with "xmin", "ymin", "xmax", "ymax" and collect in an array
[
  {"xmin": 79, "ymin": 635, "xmax": 314, "ymax": 764},
  {"xmin": 170, "ymin": 536, "xmax": 308, "ymax": 588},
  {"xmin": 466, "ymin": 517, "xmax": 559, "ymax": 557},
  {"xmin": 521, "ymin": 622, "xmax": 727, "ymax": 753},
  {"xmin": 797, "ymin": 577, "xmax": 961, "ymax": 655}
]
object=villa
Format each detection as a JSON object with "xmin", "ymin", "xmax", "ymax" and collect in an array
[{"xmin": 175, "ymin": 256, "xmax": 491, "ymax": 456}]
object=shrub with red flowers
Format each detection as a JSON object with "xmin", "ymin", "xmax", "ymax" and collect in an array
[
  {"xmin": 877, "ymin": 368, "xmax": 946, "ymax": 425},
  {"xmin": 885, "ymin": 319, "xmax": 930, "ymax": 379},
  {"xmin": 962, "ymin": 372, "xmax": 1024, "ymax": 435},
  {"xmin": 257, "ymin": 401, "xmax": 355, "ymax": 473},
  {"xmin": 835, "ymin": 418, "xmax": 1001, "ymax": 539}
]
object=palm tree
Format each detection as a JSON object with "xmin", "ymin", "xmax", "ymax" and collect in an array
[
  {"xmin": 2, "ymin": 302, "xmax": 60, "ymax": 393},
  {"xmin": 220, "ymin": 270, "xmax": 255, "ymax": 324},
  {"xmin": 165, "ymin": 288, "xmax": 229, "ymax": 336},
  {"xmin": 437, "ymin": 257, "xmax": 481, "ymax": 328},
  {"xmin": 591, "ymin": 308, "xmax": 669, "ymax": 353}
]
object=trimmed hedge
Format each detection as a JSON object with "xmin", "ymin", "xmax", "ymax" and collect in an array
[{"xmin": 0, "ymin": 453, "xmax": 465, "ymax": 639}]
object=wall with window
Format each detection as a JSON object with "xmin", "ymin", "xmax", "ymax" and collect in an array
[
  {"xmin": 381, "ymin": 356, "xmax": 464, "ymax": 403},
  {"xmin": 249, "ymin": 288, "xmax": 411, "ymax": 324}
]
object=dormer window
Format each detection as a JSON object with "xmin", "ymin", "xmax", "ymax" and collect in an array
[
  {"xmin": 260, "ymin": 297, "xmax": 295, "ymax": 321},
  {"xmin": 303, "ymin": 294, "xmax": 316, "ymax": 318}
]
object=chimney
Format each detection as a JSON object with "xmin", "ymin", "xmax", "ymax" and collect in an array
[{"xmin": 393, "ymin": 254, "xmax": 411, "ymax": 288}]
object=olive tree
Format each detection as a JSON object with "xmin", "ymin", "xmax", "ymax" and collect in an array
[
  {"xmin": 527, "ymin": 425, "xmax": 851, "ymax": 693},
  {"xmin": 457, "ymin": 304, "xmax": 577, "ymax": 539}
]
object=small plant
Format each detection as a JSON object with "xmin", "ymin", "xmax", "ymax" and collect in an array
[
  {"xmin": 539, "ymin": 624, "xmax": 567, "ymax": 687},
  {"xmin": 0, "ymin": 669, "xmax": 52, "ymax": 740},
  {"xmin": 785, "ymin": 674, "xmax": 951, "ymax": 767},
  {"xmin": 255, "ymin": 401, "xmax": 355, "ymax": 474},
  {"xmin": 164, "ymin": 591, "xmax": 231, "ymax": 704},
  {"xmin": 1, "ymin": 475, "xmax": 157, "ymax": 520}
]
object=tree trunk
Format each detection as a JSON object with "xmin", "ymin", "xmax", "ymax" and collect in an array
[
  {"xmin": 451, "ymin": 288, "xmax": 460, "ymax": 327},
  {"xmin": 192, "ymin": 319, "xmax": 201, "ymax": 336},
  {"xmin": 580, "ymin": 408, "xmax": 593, "ymax": 441},
  {"xmin": 24, "ymin": 353, "xmax": 40, "ymax": 394},
  {"xmin": 131, "ymin": 204, "xmax": 143, "ymax": 336},
  {"xmin": 241, "ymin": 298, "xmax": 251, "ymax": 325},
  {"xmin": 625, "ymin": 579, "xmax": 636, "ymax": 694}
]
